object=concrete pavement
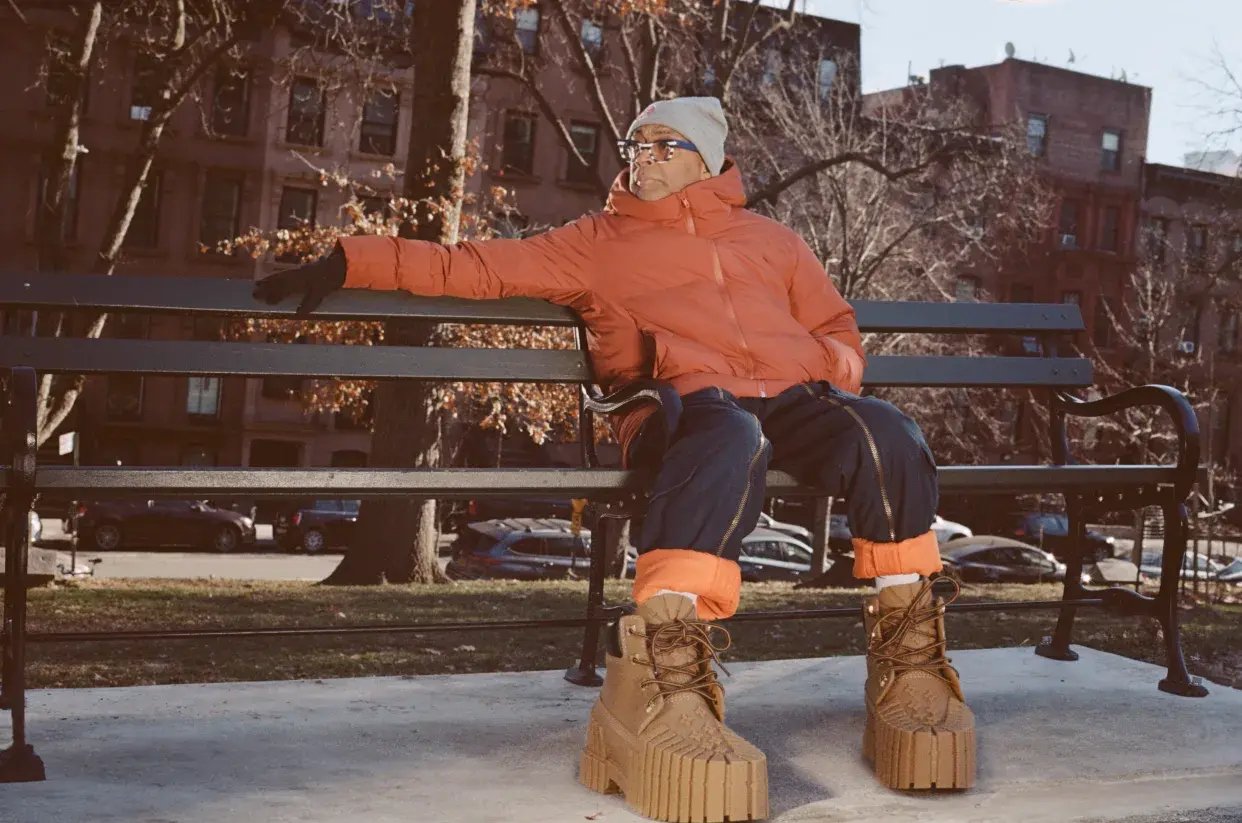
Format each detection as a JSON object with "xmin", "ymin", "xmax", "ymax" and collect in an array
[{"xmin": 4, "ymin": 647, "xmax": 1241, "ymax": 822}]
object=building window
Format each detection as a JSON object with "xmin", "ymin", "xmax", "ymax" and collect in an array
[
  {"xmin": 211, "ymin": 66, "xmax": 250, "ymax": 137},
  {"xmin": 501, "ymin": 112, "xmax": 536, "ymax": 176},
  {"xmin": 45, "ymin": 32, "xmax": 82, "ymax": 110},
  {"xmin": 106, "ymin": 374, "xmax": 144, "ymax": 421},
  {"xmin": 954, "ymin": 276, "xmax": 980, "ymax": 302},
  {"xmin": 1093, "ymin": 297, "xmax": 1116, "ymax": 348},
  {"xmin": 1220, "ymin": 312, "xmax": 1239, "ymax": 355},
  {"xmin": 276, "ymin": 186, "xmax": 318, "ymax": 263},
  {"xmin": 818, "ymin": 58, "xmax": 838, "ymax": 100},
  {"xmin": 124, "ymin": 172, "xmax": 161, "ymax": 248},
  {"xmin": 199, "ymin": 170, "xmax": 243, "ymax": 251},
  {"xmin": 1026, "ymin": 114, "xmax": 1048, "ymax": 157},
  {"xmin": 182, "ymin": 444, "xmax": 217, "ymax": 467},
  {"xmin": 1058, "ymin": 200, "xmax": 1080, "ymax": 248},
  {"xmin": 1101, "ymin": 129, "xmax": 1122, "ymax": 171},
  {"xmin": 580, "ymin": 17, "xmax": 602, "ymax": 60},
  {"xmin": 359, "ymin": 90, "xmax": 399, "ymax": 155},
  {"xmin": 1099, "ymin": 205, "xmax": 1120, "ymax": 252},
  {"xmin": 113, "ymin": 313, "xmax": 149, "ymax": 339},
  {"xmin": 262, "ymin": 374, "xmax": 303, "ymax": 399},
  {"xmin": 186, "ymin": 376, "xmax": 221, "ymax": 419},
  {"xmin": 1188, "ymin": 225, "xmax": 1209, "ymax": 268},
  {"xmin": 330, "ymin": 449, "xmax": 368, "ymax": 467},
  {"xmin": 1147, "ymin": 217, "xmax": 1169, "ymax": 263},
  {"xmin": 130, "ymin": 55, "xmax": 161, "ymax": 120},
  {"xmin": 1061, "ymin": 290, "xmax": 1081, "ymax": 306},
  {"xmin": 287, "ymin": 77, "xmax": 325, "ymax": 146},
  {"xmin": 36, "ymin": 158, "xmax": 82, "ymax": 242},
  {"xmin": 1009, "ymin": 283, "xmax": 1035, "ymax": 303},
  {"xmin": 515, "ymin": 6, "xmax": 540, "ymax": 54},
  {"xmin": 565, "ymin": 122, "xmax": 599, "ymax": 185}
]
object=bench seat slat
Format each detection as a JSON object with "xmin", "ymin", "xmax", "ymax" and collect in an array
[
  {"xmin": 0, "ymin": 338, "xmax": 1092, "ymax": 388},
  {"xmin": 1, "ymin": 275, "xmax": 1084, "ymax": 333},
  {"xmin": 5, "ymin": 465, "xmax": 1179, "ymax": 498}
]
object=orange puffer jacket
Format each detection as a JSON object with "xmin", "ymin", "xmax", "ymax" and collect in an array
[{"xmin": 339, "ymin": 160, "xmax": 865, "ymax": 461}]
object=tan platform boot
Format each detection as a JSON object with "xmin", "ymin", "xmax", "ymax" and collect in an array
[
  {"xmin": 862, "ymin": 579, "xmax": 976, "ymax": 790},
  {"xmin": 579, "ymin": 593, "xmax": 769, "ymax": 822}
]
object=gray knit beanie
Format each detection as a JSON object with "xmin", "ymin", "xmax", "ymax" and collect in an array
[{"xmin": 626, "ymin": 96, "xmax": 728, "ymax": 176}]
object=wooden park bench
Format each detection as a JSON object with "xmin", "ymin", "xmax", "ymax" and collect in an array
[{"xmin": 0, "ymin": 272, "xmax": 1207, "ymax": 782}]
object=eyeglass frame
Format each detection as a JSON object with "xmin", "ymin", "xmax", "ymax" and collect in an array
[{"xmin": 616, "ymin": 138, "xmax": 700, "ymax": 164}]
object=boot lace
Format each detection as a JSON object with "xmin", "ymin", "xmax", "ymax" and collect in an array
[
  {"xmin": 640, "ymin": 619, "xmax": 733, "ymax": 708},
  {"xmin": 870, "ymin": 578, "xmax": 961, "ymax": 688}
]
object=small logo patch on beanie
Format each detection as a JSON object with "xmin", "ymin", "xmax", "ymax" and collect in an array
[{"xmin": 640, "ymin": 104, "xmax": 656, "ymax": 117}]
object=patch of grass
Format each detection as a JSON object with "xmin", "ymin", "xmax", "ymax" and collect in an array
[{"xmin": 6, "ymin": 579, "xmax": 1240, "ymax": 690}]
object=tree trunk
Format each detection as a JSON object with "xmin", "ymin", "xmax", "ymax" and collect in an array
[
  {"xmin": 324, "ymin": 0, "xmax": 476, "ymax": 586},
  {"xmin": 605, "ymin": 518, "xmax": 632, "ymax": 579}
]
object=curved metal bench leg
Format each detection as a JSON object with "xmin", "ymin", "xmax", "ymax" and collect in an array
[
  {"xmin": 1155, "ymin": 500, "xmax": 1208, "ymax": 697},
  {"xmin": 1036, "ymin": 496, "xmax": 1084, "ymax": 663},
  {"xmin": 564, "ymin": 511, "xmax": 607, "ymax": 687}
]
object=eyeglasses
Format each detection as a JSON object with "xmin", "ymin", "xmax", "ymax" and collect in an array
[{"xmin": 617, "ymin": 138, "xmax": 699, "ymax": 164}]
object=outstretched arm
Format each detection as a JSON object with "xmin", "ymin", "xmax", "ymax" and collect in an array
[{"xmin": 339, "ymin": 217, "xmax": 596, "ymax": 306}]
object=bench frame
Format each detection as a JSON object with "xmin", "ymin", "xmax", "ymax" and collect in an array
[{"xmin": 0, "ymin": 274, "xmax": 1207, "ymax": 784}]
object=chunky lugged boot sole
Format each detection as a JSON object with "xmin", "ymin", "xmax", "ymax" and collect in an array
[
  {"xmin": 580, "ymin": 718, "xmax": 769, "ymax": 822},
  {"xmin": 863, "ymin": 710, "xmax": 975, "ymax": 790}
]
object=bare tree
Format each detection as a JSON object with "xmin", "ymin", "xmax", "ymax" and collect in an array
[{"xmin": 12, "ymin": 0, "xmax": 296, "ymax": 447}]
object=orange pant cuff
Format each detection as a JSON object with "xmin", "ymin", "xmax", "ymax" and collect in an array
[
  {"xmin": 633, "ymin": 549, "xmax": 742, "ymax": 620},
  {"xmin": 852, "ymin": 531, "xmax": 943, "ymax": 578}
]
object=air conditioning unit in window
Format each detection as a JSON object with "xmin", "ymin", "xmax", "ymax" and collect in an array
[
  {"xmin": 1059, "ymin": 233, "xmax": 1077, "ymax": 248},
  {"xmin": 1177, "ymin": 340, "xmax": 1197, "ymax": 355}
]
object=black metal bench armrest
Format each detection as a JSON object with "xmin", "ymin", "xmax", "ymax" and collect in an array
[
  {"xmin": 582, "ymin": 379, "xmax": 683, "ymax": 466},
  {"xmin": 1, "ymin": 366, "xmax": 38, "ymax": 496},
  {"xmin": 1053, "ymin": 385, "xmax": 1200, "ymax": 499}
]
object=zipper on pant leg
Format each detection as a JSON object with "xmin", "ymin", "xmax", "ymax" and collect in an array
[
  {"xmin": 716, "ymin": 435, "xmax": 768, "ymax": 556},
  {"xmin": 821, "ymin": 394, "xmax": 898, "ymax": 544}
]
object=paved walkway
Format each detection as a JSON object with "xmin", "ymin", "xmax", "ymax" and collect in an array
[{"xmin": 4, "ymin": 647, "xmax": 1241, "ymax": 822}]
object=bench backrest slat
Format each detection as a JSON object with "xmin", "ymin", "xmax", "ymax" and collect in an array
[
  {"xmin": 0, "ymin": 274, "xmax": 1085, "ymax": 334},
  {"xmin": 0, "ymin": 338, "xmax": 1092, "ymax": 388}
]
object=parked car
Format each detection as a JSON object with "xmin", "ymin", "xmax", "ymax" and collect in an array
[
  {"xmin": 445, "ymin": 518, "xmax": 593, "ymax": 580},
  {"xmin": 446, "ymin": 496, "xmax": 575, "ymax": 535},
  {"xmin": 931, "ymin": 514, "xmax": 972, "ymax": 544},
  {"xmin": 940, "ymin": 536, "xmax": 1070, "ymax": 584},
  {"xmin": 994, "ymin": 512, "xmax": 1115, "ymax": 562},
  {"xmin": 755, "ymin": 512, "xmax": 812, "ymax": 543},
  {"xmin": 738, "ymin": 528, "xmax": 817, "ymax": 582},
  {"xmin": 0, "ymin": 511, "xmax": 41, "ymax": 547},
  {"xmin": 274, "ymin": 499, "xmax": 359, "ymax": 554},
  {"xmin": 1217, "ymin": 558, "xmax": 1242, "ymax": 584},
  {"xmin": 1140, "ymin": 551, "xmax": 1225, "ymax": 582},
  {"xmin": 823, "ymin": 513, "xmax": 970, "ymax": 551},
  {"xmin": 73, "ymin": 499, "xmax": 256, "ymax": 552}
]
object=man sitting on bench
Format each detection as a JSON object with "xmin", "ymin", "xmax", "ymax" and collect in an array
[{"xmin": 256, "ymin": 96, "xmax": 974, "ymax": 821}]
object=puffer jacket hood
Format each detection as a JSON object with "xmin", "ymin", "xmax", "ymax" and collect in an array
[{"xmin": 339, "ymin": 158, "xmax": 864, "ymax": 461}]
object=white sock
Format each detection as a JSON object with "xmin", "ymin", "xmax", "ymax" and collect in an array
[
  {"xmin": 654, "ymin": 589, "xmax": 699, "ymax": 606},
  {"xmin": 875, "ymin": 573, "xmax": 921, "ymax": 591}
]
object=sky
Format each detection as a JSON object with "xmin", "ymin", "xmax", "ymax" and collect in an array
[{"xmin": 784, "ymin": 0, "xmax": 1242, "ymax": 167}]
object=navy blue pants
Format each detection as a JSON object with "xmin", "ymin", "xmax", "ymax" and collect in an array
[{"xmin": 628, "ymin": 382, "xmax": 939, "ymax": 567}]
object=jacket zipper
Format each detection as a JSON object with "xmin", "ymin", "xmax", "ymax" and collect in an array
[
  {"xmin": 804, "ymin": 385, "xmax": 898, "ymax": 543},
  {"xmin": 680, "ymin": 196, "xmax": 766, "ymax": 398}
]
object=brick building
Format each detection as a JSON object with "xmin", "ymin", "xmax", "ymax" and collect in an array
[
  {"xmin": 865, "ymin": 58, "xmax": 1151, "ymax": 348},
  {"xmin": 1141, "ymin": 162, "xmax": 1242, "ymax": 474}
]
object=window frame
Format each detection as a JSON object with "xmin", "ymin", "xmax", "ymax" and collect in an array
[
  {"xmin": 1026, "ymin": 113, "xmax": 1049, "ymax": 157},
  {"xmin": 359, "ymin": 89, "xmax": 399, "ymax": 156},
  {"xmin": 1101, "ymin": 128, "xmax": 1122, "ymax": 172},
  {"xmin": 501, "ymin": 111, "xmax": 537, "ymax": 177},
  {"xmin": 286, "ymin": 77, "xmax": 326, "ymax": 147},
  {"xmin": 275, "ymin": 185, "xmax": 318, "ymax": 263},
  {"xmin": 123, "ymin": 171, "xmax": 162, "ymax": 249},
  {"xmin": 210, "ymin": 65, "xmax": 251, "ymax": 138},
  {"xmin": 565, "ymin": 121, "xmax": 600, "ymax": 185}
]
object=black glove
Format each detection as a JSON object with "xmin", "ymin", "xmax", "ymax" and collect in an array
[{"xmin": 253, "ymin": 245, "xmax": 347, "ymax": 315}]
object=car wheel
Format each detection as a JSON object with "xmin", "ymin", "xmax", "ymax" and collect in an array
[
  {"xmin": 301, "ymin": 528, "xmax": 327, "ymax": 555},
  {"xmin": 92, "ymin": 523, "xmax": 122, "ymax": 551},
  {"xmin": 212, "ymin": 526, "xmax": 241, "ymax": 553}
]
